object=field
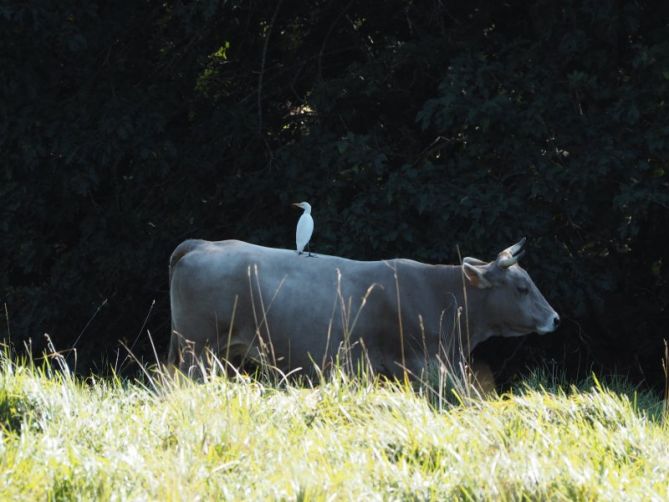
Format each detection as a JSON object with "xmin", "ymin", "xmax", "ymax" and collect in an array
[{"xmin": 1, "ymin": 353, "xmax": 668, "ymax": 501}]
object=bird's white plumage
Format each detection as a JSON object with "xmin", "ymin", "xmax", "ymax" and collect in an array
[{"xmin": 293, "ymin": 201, "xmax": 314, "ymax": 254}]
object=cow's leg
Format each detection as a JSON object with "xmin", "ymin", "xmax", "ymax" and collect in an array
[
  {"xmin": 166, "ymin": 325, "xmax": 181, "ymax": 376},
  {"xmin": 179, "ymin": 339, "xmax": 202, "ymax": 379},
  {"xmin": 470, "ymin": 359, "xmax": 496, "ymax": 395},
  {"xmin": 172, "ymin": 316, "xmax": 218, "ymax": 379},
  {"xmin": 378, "ymin": 352, "xmax": 425, "ymax": 384}
]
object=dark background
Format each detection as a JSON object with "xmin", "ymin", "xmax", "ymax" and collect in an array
[{"xmin": 2, "ymin": 1, "xmax": 668, "ymax": 388}]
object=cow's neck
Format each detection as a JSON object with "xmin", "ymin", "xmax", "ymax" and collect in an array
[
  {"xmin": 458, "ymin": 271, "xmax": 496, "ymax": 352},
  {"xmin": 431, "ymin": 264, "xmax": 488, "ymax": 357}
]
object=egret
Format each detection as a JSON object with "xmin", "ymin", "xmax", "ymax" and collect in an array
[{"xmin": 292, "ymin": 201, "xmax": 314, "ymax": 256}]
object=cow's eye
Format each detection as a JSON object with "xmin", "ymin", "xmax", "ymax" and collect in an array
[{"xmin": 517, "ymin": 285, "xmax": 529, "ymax": 295}]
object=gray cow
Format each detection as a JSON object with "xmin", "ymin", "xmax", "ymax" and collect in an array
[{"xmin": 167, "ymin": 238, "xmax": 559, "ymax": 379}]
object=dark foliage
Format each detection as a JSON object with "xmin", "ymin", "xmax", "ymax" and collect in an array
[{"xmin": 2, "ymin": 1, "xmax": 668, "ymax": 387}]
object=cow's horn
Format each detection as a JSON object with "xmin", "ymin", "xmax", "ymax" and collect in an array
[
  {"xmin": 513, "ymin": 237, "xmax": 526, "ymax": 256},
  {"xmin": 496, "ymin": 237, "xmax": 526, "ymax": 268}
]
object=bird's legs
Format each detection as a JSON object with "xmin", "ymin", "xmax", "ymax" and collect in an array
[{"xmin": 296, "ymin": 245, "xmax": 315, "ymax": 257}]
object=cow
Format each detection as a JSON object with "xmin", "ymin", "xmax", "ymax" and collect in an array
[{"xmin": 167, "ymin": 238, "xmax": 559, "ymax": 381}]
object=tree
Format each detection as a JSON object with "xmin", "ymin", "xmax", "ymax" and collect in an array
[{"xmin": 2, "ymin": 1, "xmax": 668, "ymax": 387}]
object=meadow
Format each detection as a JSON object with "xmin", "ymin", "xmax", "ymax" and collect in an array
[{"xmin": 1, "ymin": 350, "xmax": 668, "ymax": 501}]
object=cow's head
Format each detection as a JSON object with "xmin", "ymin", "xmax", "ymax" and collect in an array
[{"xmin": 462, "ymin": 238, "xmax": 560, "ymax": 341}]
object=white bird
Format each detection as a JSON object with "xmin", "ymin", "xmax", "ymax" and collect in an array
[{"xmin": 292, "ymin": 201, "xmax": 314, "ymax": 256}]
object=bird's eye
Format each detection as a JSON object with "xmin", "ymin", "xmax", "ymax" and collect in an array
[{"xmin": 517, "ymin": 285, "xmax": 529, "ymax": 295}]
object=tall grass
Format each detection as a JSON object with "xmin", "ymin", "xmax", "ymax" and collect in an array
[{"xmin": 1, "ymin": 346, "xmax": 668, "ymax": 500}]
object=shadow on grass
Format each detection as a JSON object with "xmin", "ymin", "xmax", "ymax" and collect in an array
[{"xmin": 507, "ymin": 365, "xmax": 666, "ymax": 423}]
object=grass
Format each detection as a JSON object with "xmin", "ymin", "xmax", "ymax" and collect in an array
[{"xmin": 0, "ymin": 352, "xmax": 668, "ymax": 501}]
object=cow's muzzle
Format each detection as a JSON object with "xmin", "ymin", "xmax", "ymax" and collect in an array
[{"xmin": 537, "ymin": 313, "xmax": 560, "ymax": 334}]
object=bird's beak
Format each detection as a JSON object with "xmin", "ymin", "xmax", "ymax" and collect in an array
[{"xmin": 292, "ymin": 203, "xmax": 300, "ymax": 208}]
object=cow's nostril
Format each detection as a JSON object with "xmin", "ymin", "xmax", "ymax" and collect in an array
[{"xmin": 553, "ymin": 316, "xmax": 561, "ymax": 327}]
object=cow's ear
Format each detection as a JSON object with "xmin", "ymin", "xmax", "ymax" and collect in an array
[{"xmin": 463, "ymin": 263, "xmax": 492, "ymax": 289}]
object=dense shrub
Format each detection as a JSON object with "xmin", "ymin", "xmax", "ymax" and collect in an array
[{"xmin": 2, "ymin": 1, "xmax": 668, "ymax": 386}]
